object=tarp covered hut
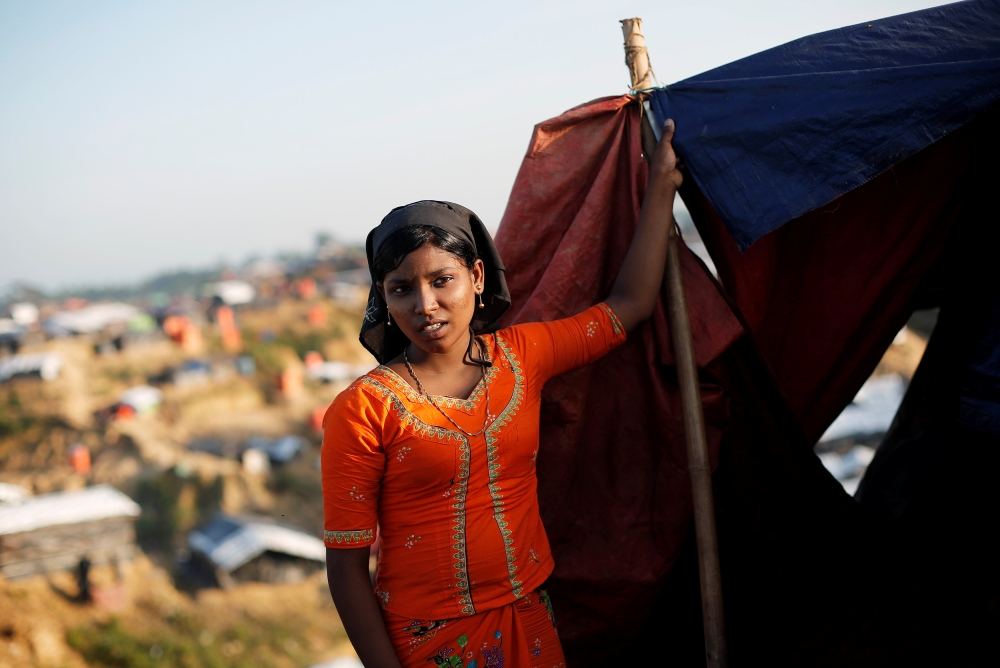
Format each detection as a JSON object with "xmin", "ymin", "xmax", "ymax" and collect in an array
[
  {"xmin": 495, "ymin": 1, "xmax": 1000, "ymax": 664},
  {"xmin": 188, "ymin": 514, "xmax": 326, "ymax": 587},
  {"xmin": 0, "ymin": 485, "xmax": 140, "ymax": 579}
]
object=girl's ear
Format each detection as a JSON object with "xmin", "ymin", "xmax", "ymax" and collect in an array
[
  {"xmin": 375, "ymin": 282, "xmax": 386, "ymax": 299},
  {"xmin": 472, "ymin": 258, "xmax": 485, "ymax": 286}
]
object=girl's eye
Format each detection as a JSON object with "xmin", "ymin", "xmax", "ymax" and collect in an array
[
  {"xmin": 434, "ymin": 276, "xmax": 454, "ymax": 287},
  {"xmin": 391, "ymin": 286, "xmax": 410, "ymax": 294}
]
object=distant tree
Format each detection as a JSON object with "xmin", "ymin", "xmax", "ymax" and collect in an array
[{"xmin": 314, "ymin": 232, "xmax": 334, "ymax": 251}]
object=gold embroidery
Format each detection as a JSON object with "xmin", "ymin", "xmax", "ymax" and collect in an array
[
  {"xmin": 597, "ymin": 302, "xmax": 624, "ymax": 336},
  {"xmin": 349, "ymin": 486, "xmax": 365, "ymax": 501},
  {"xmin": 359, "ymin": 377, "xmax": 466, "ymax": 442},
  {"xmin": 451, "ymin": 433, "xmax": 474, "ymax": 615},
  {"xmin": 405, "ymin": 534, "xmax": 422, "ymax": 548},
  {"xmin": 396, "ymin": 445, "xmax": 412, "ymax": 462},
  {"xmin": 372, "ymin": 343, "xmax": 498, "ymax": 412},
  {"xmin": 485, "ymin": 333, "xmax": 526, "ymax": 598},
  {"xmin": 357, "ymin": 375, "xmax": 476, "ymax": 616},
  {"xmin": 324, "ymin": 528, "xmax": 374, "ymax": 545}
]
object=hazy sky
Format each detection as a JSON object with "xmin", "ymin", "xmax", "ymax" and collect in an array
[{"xmin": 1, "ymin": 0, "xmax": 944, "ymax": 291}]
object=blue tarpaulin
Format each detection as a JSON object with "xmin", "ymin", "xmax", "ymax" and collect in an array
[{"xmin": 649, "ymin": 0, "xmax": 1000, "ymax": 250}]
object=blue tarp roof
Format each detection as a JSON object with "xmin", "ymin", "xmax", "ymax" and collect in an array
[{"xmin": 649, "ymin": 0, "xmax": 1000, "ymax": 250}]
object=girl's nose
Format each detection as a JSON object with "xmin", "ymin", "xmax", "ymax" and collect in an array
[{"xmin": 414, "ymin": 284, "xmax": 438, "ymax": 314}]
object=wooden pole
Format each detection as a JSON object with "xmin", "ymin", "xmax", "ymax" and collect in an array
[
  {"xmin": 620, "ymin": 18, "xmax": 655, "ymax": 91},
  {"xmin": 664, "ymin": 227, "xmax": 729, "ymax": 668},
  {"xmin": 621, "ymin": 18, "xmax": 729, "ymax": 668}
]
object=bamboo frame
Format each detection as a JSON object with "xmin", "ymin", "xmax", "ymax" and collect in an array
[{"xmin": 621, "ymin": 18, "xmax": 729, "ymax": 668}]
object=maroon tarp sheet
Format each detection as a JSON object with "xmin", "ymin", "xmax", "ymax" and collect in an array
[{"xmin": 494, "ymin": 94, "xmax": 744, "ymax": 657}]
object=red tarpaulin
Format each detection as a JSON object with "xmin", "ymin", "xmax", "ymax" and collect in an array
[{"xmin": 495, "ymin": 94, "xmax": 745, "ymax": 657}]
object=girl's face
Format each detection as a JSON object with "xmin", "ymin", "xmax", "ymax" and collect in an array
[{"xmin": 378, "ymin": 243, "xmax": 485, "ymax": 357}]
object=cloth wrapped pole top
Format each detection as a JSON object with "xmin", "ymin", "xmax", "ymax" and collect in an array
[{"xmin": 361, "ymin": 200, "xmax": 511, "ymax": 363}]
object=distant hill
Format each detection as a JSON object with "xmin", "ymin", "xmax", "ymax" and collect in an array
[
  {"xmin": 65, "ymin": 268, "xmax": 225, "ymax": 303},
  {"xmin": 2, "ymin": 239, "xmax": 366, "ymax": 308}
]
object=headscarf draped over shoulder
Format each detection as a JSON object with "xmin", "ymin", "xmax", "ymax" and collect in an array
[{"xmin": 361, "ymin": 200, "xmax": 510, "ymax": 363}]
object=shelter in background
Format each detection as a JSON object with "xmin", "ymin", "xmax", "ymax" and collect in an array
[
  {"xmin": 244, "ymin": 435, "xmax": 305, "ymax": 465},
  {"xmin": 42, "ymin": 302, "xmax": 140, "ymax": 336},
  {"xmin": 187, "ymin": 514, "xmax": 325, "ymax": 588},
  {"xmin": 212, "ymin": 279, "xmax": 256, "ymax": 307},
  {"xmin": 0, "ymin": 352, "xmax": 62, "ymax": 382},
  {"xmin": 0, "ymin": 485, "xmax": 140, "ymax": 579},
  {"xmin": 0, "ymin": 318, "xmax": 25, "ymax": 354}
]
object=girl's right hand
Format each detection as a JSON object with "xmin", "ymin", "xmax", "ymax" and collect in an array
[{"xmin": 650, "ymin": 119, "xmax": 683, "ymax": 192}]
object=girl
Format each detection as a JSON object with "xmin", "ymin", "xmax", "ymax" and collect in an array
[{"xmin": 323, "ymin": 120, "xmax": 682, "ymax": 667}]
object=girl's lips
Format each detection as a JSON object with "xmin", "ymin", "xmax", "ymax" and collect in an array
[{"xmin": 415, "ymin": 321, "xmax": 448, "ymax": 340}]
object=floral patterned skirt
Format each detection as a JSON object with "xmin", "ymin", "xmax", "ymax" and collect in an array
[{"xmin": 382, "ymin": 589, "xmax": 566, "ymax": 668}]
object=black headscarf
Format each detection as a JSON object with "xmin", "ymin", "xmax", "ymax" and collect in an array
[{"xmin": 360, "ymin": 200, "xmax": 510, "ymax": 364}]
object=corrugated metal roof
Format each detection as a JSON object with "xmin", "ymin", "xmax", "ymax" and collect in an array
[
  {"xmin": 0, "ymin": 353, "xmax": 63, "ymax": 382},
  {"xmin": 0, "ymin": 485, "xmax": 141, "ymax": 536},
  {"xmin": 188, "ymin": 514, "xmax": 325, "ymax": 572},
  {"xmin": 45, "ymin": 302, "xmax": 140, "ymax": 334}
]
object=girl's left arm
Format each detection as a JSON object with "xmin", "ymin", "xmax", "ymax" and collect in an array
[{"xmin": 604, "ymin": 118, "xmax": 683, "ymax": 333}]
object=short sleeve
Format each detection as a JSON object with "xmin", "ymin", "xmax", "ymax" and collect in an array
[
  {"xmin": 503, "ymin": 302, "xmax": 626, "ymax": 383},
  {"xmin": 321, "ymin": 385, "xmax": 386, "ymax": 549}
]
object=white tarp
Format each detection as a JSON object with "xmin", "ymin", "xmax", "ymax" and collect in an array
[
  {"xmin": 46, "ymin": 302, "xmax": 140, "ymax": 334},
  {"xmin": 0, "ymin": 353, "xmax": 63, "ymax": 382},
  {"xmin": 119, "ymin": 385, "xmax": 163, "ymax": 412},
  {"xmin": 0, "ymin": 485, "xmax": 140, "ymax": 535},
  {"xmin": 10, "ymin": 303, "xmax": 39, "ymax": 326},
  {"xmin": 214, "ymin": 280, "xmax": 255, "ymax": 306},
  {"xmin": 0, "ymin": 483, "xmax": 29, "ymax": 505},
  {"xmin": 189, "ymin": 515, "xmax": 325, "ymax": 572}
]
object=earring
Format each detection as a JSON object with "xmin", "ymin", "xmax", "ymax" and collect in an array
[
  {"xmin": 386, "ymin": 312, "xmax": 393, "ymax": 327},
  {"xmin": 478, "ymin": 292, "xmax": 485, "ymax": 309}
]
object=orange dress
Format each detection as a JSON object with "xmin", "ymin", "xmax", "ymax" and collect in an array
[{"xmin": 322, "ymin": 303, "xmax": 625, "ymax": 667}]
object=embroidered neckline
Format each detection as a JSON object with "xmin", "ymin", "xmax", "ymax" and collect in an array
[{"xmin": 373, "ymin": 337, "xmax": 498, "ymax": 412}]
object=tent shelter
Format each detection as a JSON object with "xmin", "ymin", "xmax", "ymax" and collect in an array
[
  {"xmin": 188, "ymin": 514, "xmax": 326, "ymax": 588},
  {"xmin": 495, "ymin": 1, "xmax": 1000, "ymax": 664},
  {"xmin": 0, "ymin": 485, "xmax": 140, "ymax": 579}
]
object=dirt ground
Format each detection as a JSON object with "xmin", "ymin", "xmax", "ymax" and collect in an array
[{"xmin": 0, "ymin": 555, "xmax": 354, "ymax": 668}]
